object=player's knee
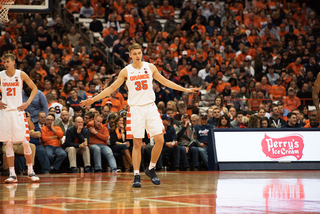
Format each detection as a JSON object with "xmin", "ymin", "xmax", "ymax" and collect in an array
[
  {"xmin": 133, "ymin": 142, "xmax": 142, "ymax": 149},
  {"xmin": 22, "ymin": 139, "xmax": 32, "ymax": 155},
  {"xmin": 5, "ymin": 141, "xmax": 14, "ymax": 157}
]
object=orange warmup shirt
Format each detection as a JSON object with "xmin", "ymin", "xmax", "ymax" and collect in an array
[
  {"xmin": 270, "ymin": 85, "xmax": 286, "ymax": 99},
  {"xmin": 65, "ymin": 1, "xmax": 83, "ymax": 13},
  {"xmin": 283, "ymin": 96, "xmax": 301, "ymax": 112},
  {"xmin": 286, "ymin": 62, "xmax": 304, "ymax": 76},
  {"xmin": 41, "ymin": 126, "xmax": 64, "ymax": 147},
  {"xmin": 101, "ymin": 97, "xmax": 123, "ymax": 112},
  {"xmin": 86, "ymin": 120, "xmax": 109, "ymax": 146},
  {"xmin": 159, "ymin": 5, "xmax": 174, "ymax": 18}
]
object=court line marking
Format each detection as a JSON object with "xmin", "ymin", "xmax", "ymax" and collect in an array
[
  {"xmin": 143, "ymin": 192, "xmax": 215, "ymax": 198},
  {"xmin": 134, "ymin": 198, "xmax": 212, "ymax": 207},
  {"xmin": 29, "ymin": 204, "xmax": 209, "ymax": 211},
  {"xmin": 59, "ymin": 197, "xmax": 113, "ymax": 203}
]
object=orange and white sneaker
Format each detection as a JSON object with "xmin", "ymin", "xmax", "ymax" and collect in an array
[
  {"xmin": 28, "ymin": 173, "xmax": 40, "ymax": 182},
  {"xmin": 5, "ymin": 175, "xmax": 18, "ymax": 183}
]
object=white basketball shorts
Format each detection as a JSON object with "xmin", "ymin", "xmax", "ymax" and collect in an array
[
  {"xmin": 0, "ymin": 110, "xmax": 30, "ymax": 142},
  {"xmin": 126, "ymin": 102, "xmax": 164, "ymax": 139}
]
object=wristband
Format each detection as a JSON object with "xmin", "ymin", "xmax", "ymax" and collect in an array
[{"xmin": 30, "ymin": 130, "xmax": 34, "ymax": 133}]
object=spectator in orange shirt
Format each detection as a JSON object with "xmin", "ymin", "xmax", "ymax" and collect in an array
[
  {"xmin": 293, "ymin": 23, "xmax": 306, "ymax": 36},
  {"xmin": 256, "ymin": 0, "xmax": 268, "ymax": 10},
  {"xmin": 244, "ymin": 11, "xmax": 258, "ymax": 28},
  {"xmin": 257, "ymin": 10, "xmax": 268, "ymax": 29},
  {"xmin": 270, "ymin": 77, "xmax": 286, "ymax": 99},
  {"xmin": 15, "ymin": 47, "xmax": 27, "ymax": 63},
  {"xmin": 6, "ymin": 20, "xmax": 20, "ymax": 37},
  {"xmin": 65, "ymin": 0, "xmax": 83, "ymax": 13},
  {"xmin": 293, "ymin": 8, "xmax": 307, "ymax": 27},
  {"xmin": 179, "ymin": 61, "xmax": 192, "ymax": 77},
  {"xmin": 261, "ymin": 76, "xmax": 272, "ymax": 96},
  {"xmin": 286, "ymin": 57, "xmax": 304, "ymax": 76},
  {"xmin": 191, "ymin": 17, "xmax": 206, "ymax": 35},
  {"xmin": 86, "ymin": 114, "xmax": 120, "ymax": 173},
  {"xmin": 159, "ymin": 0, "xmax": 174, "ymax": 19},
  {"xmin": 304, "ymin": 115, "xmax": 320, "ymax": 128},
  {"xmin": 93, "ymin": 1, "xmax": 105, "ymax": 18},
  {"xmin": 41, "ymin": 114, "xmax": 67, "ymax": 172},
  {"xmin": 101, "ymin": 91, "xmax": 123, "ymax": 112},
  {"xmin": 145, "ymin": 1, "xmax": 158, "ymax": 16},
  {"xmin": 187, "ymin": 42, "xmax": 197, "ymax": 59},
  {"xmin": 278, "ymin": 24, "xmax": 288, "ymax": 37},
  {"xmin": 283, "ymin": 87, "xmax": 301, "ymax": 112}
]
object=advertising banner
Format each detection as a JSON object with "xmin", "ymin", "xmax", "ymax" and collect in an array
[{"xmin": 214, "ymin": 131, "xmax": 320, "ymax": 162}]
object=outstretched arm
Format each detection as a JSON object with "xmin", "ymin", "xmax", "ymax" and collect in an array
[
  {"xmin": 313, "ymin": 73, "xmax": 320, "ymax": 111},
  {"xmin": 151, "ymin": 64, "xmax": 198, "ymax": 93},
  {"xmin": 80, "ymin": 68, "xmax": 127, "ymax": 108}
]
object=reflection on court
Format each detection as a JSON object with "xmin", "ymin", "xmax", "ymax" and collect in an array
[{"xmin": 1, "ymin": 171, "xmax": 320, "ymax": 213}]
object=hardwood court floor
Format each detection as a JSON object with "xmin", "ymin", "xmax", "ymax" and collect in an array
[{"xmin": 1, "ymin": 170, "xmax": 320, "ymax": 214}]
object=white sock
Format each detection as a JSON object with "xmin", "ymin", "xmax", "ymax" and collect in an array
[
  {"xmin": 149, "ymin": 162, "xmax": 156, "ymax": 170},
  {"xmin": 134, "ymin": 170, "xmax": 139, "ymax": 175},
  {"xmin": 9, "ymin": 167, "xmax": 16, "ymax": 176},
  {"xmin": 27, "ymin": 163, "xmax": 33, "ymax": 175}
]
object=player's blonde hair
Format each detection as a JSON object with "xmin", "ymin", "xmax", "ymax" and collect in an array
[
  {"xmin": 128, "ymin": 43, "xmax": 142, "ymax": 52},
  {"xmin": 2, "ymin": 53, "xmax": 16, "ymax": 61}
]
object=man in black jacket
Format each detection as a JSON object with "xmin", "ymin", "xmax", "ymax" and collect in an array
[
  {"xmin": 157, "ymin": 114, "xmax": 180, "ymax": 171},
  {"xmin": 63, "ymin": 117, "xmax": 91, "ymax": 173},
  {"xmin": 269, "ymin": 105, "xmax": 286, "ymax": 128},
  {"xmin": 281, "ymin": 112, "xmax": 300, "ymax": 128}
]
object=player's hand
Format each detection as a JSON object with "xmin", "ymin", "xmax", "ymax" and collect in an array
[
  {"xmin": 316, "ymin": 111, "xmax": 320, "ymax": 122},
  {"xmin": 17, "ymin": 102, "xmax": 29, "ymax": 111},
  {"xmin": 185, "ymin": 146, "xmax": 189, "ymax": 153},
  {"xmin": 80, "ymin": 98, "xmax": 94, "ymax": 108},
  {"xmin": 0, "ymin": 100, "xmax": 7, "ymax": 110},
  {"xmin": 185, "ymin": 88, "xmax": 200, "ymax": 93}
]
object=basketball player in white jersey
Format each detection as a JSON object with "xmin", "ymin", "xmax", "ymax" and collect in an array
[
  {"xmin": 81, "ymin": 43, "xmax": 198, "ymax": 187},
  {"xmin": 0, "ymin": 53, "xmax": 40, "ymax": 183}
]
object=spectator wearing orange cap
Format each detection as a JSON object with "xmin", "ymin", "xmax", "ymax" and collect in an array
[
  {"xmin": 283, "ymin": 87, "xmax": 301, "ymax": 112},
  {"xmin": 278, "ymin": 24, "xmax": 288, "ymax": 37},
  {"xmin": 159, "ymin": 0, "xmax": 174, "ymax": 19},
  {"xmin": 164, "ymin": 13, "xmax": 177, "ymax": 33}
]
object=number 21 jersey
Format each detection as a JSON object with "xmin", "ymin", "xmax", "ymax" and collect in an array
[
  {"xmin": 0, "ymin": 69, "xmax": 23, "ymax": 110},
  {"xmin": 126, "ymin": 62, "xmax": 155, "ymax": 106}
]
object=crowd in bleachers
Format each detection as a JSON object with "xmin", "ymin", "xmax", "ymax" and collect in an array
[{"xmin": 1, "ymin": 0, "xmax": 320, "ymax": 174}]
